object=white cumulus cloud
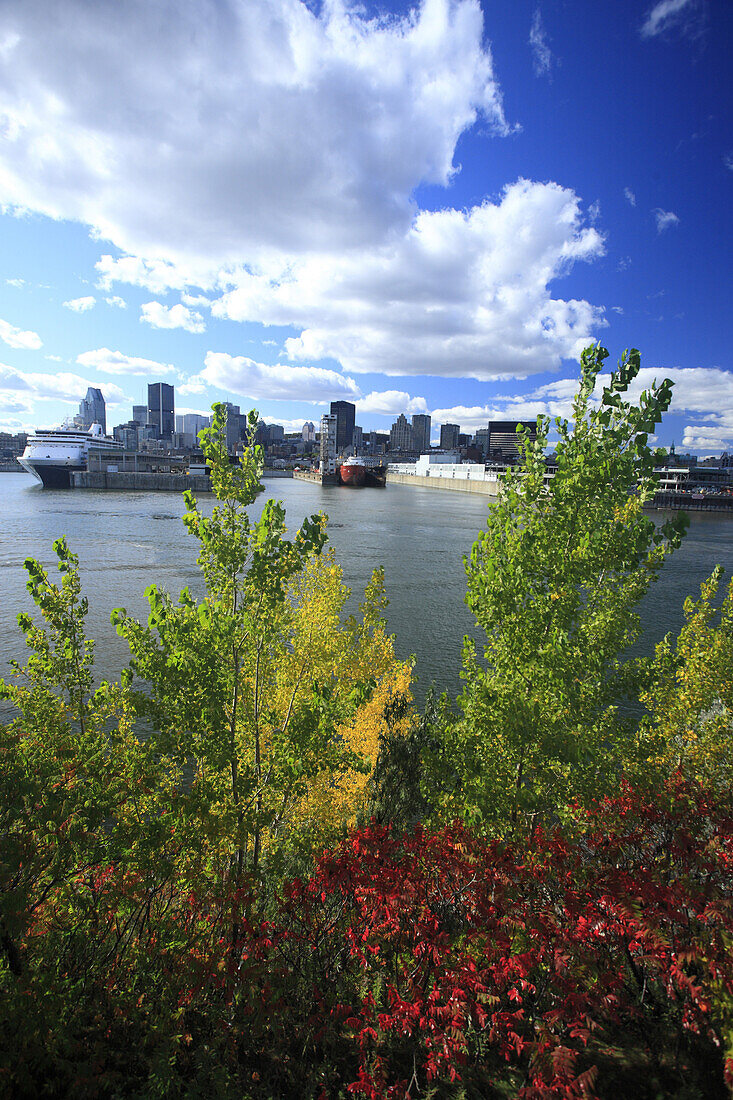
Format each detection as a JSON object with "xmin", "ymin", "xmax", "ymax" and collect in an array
[
  {"xmin": 213, "ymin": 179, "xmax": 605, "ymax": 381},
  {"xmin": 0, "ymin": 0, "xmax": 507, "ymax": 265},
  {"xmin": 624, "ymin": 187, "xmax": 636, "ymax": 206},
  {"xmin": 0, "ymin": 361, "xmax": 127, "ymax": 406},
  {"xmin": 0, "ymin": 317, "xmax": 42, "ymax": 350},
  {"xmin": 63, "ymin": 295, "xmax": 96, "ymax": 312},
  {"xmin": 356, "ymin": 391, "xmax": 429, "ymax": 416},
  {"xmin": 141, "ymin": 301, "xmax": 205, "ymax": 334},
  {"xmin": 76, "ymin": 347, "xmax": 175, "ymax": 377},
  {"xmin": 106, "ymin": 295, "xmax": 127, "ymax": 309},
  {"xmin": 200, "ymin": 352, "xmax": 360, "ymax": 404}
]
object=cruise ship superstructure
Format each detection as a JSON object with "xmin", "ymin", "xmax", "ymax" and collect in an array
[{"xmin": 18, "ymin": 422, "xmax": 123, "ymax": 488}]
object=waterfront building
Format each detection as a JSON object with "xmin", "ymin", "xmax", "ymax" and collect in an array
[
  {"xmin": 147, "ymin": 382, "xmax": 175, "ymax": 440},
  {"xmin": 487, "ymin": 420, "xmax": 537, "ymax": 461},
  {"xmin": 78, "ymin": 387, "xmax": 106, "ymax": 433},
  {"xmin": 320, "ymin": 413, "xmax": 337, "ymax": 475},
  {"xmin": 412, "ymin": 413, "xmax": 431, "ymax": 454},
  {"xmin": 330, "ymin": 400, "xmax": 355, "ymax": 452},
  {"xmin": 389, "ymin": 413, "xmax": 413, "ymax": 453},
  {"xmin": 440, "ymin": 422, "xmax": 460, "ymax": 450}
]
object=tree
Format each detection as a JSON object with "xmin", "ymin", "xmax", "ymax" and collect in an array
[
  {"xmin": 0, "ymin": 537, "xmax": 155, "ymax": 980},
  {"xmin": 112, "ymin": 403, "xmax": 412, "ymax": 890},
  {"xmin": 641, "ymin": 565, "xmax": 733, "ymax": 791},
  {"xmin": 437, "ymin": 344, "xmax": 688, "ymax": 833}
]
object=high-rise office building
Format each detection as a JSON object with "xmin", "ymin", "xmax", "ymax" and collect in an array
[
  {"xmin": 411, "ymin": 413, "xmax": 431, "ymax": 454},
  {"xmin": 329, "ymin": 400, "xmax": 355, "ymax": 452},
  {"xmin": 389, "ymin": 413, "xmax": 413, "ymax": 453},
  {"xmin": 147, "ymin": 382, "xmax": 175, "ymax": 439},
  {"xmin": 181, "ymin": 413, "xmax": 209, "ymax": 437},
  {"xmin": 220, "ymin": 402, "xmax": 242, "ymax": 450},
  {"xmin": 487, "ymin": 420, "xmax": 537, "ymax": 460},
  {"xmin": 440, "ymin": 423, "xmax": 460, "ymax": 450},
  {"xmin": 302, "ymin": 421, "xmax": 316, "ymax": 442},
  {"xmin": 78, "ymin": 387, "xmax": 106, "ymax": 433},
  {"xmin": 132, "ymin": 404, "xmax": 147, "ymax": 426}
]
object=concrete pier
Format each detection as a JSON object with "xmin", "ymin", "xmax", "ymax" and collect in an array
[{"xmin": 385, "ymin": 471, "xmax": 501, "ymax": 496}]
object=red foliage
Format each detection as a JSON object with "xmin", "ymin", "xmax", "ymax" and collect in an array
[
  {"xmin": 8, "ymin": 777, "xmax": 733, "ymax": 1098},
  {"xmin": 229, "ymin": 777, "xmax": 733, "ymax": 1098}
]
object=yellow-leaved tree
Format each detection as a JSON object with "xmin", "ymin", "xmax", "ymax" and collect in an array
[{"xmin": 640, "ymin": 565, "xmax": 733, "ymax": 790}]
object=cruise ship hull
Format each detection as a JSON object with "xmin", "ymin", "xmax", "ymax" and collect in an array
[{"xmin": 17, "ymin": 456, "xmax": 84, "ymax": 488}]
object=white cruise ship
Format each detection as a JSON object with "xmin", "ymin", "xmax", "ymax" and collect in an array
[{"xmin": 18, "ymin": 421, "xmax": 123, "ymax": 488}]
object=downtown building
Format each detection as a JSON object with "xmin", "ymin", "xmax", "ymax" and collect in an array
[
  {"xmin": 77, "ymin": 387, "xmax": 106, "ymax": 434},
  {"xmin": 411, "ymin": 413, "xmax": 431, "ymax": 454},
  {"xmin": 147, "ymin": 382, "xmax": 175, "ymax": 440},
  {"xmin": 329, "ymin": 401, "xmax": 356, "ymax": 452}
]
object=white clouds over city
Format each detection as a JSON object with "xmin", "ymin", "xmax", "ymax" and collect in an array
[
  {"xmin": 0, "ymin": 362, "xmax": 127, "ymax": 413},
  {"xmin": 141, "ymin": 302, "xmax": 206, "ymax": 334},
  {"xmin": 213, "ymin": 180, "xmax": 604, "ymax": 381},
  {"xmin": 199, "ymin": 353, "xmax": 361, "ymax": 404},
  {"xmin": 76, "ymin": 348, "xmax": 176, "ymax": 377},
  {"xmin": 0, "ymin": 317, "xmax": 42, "ymax": 350}
]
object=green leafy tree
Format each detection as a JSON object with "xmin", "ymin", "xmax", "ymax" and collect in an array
[
  {"xmin": 0, "ymin": 538, "xmax": 154, "ymax": 980},
  {"xmin": 112, "ymin": 403, "xmax": 409, "ymax": 896},
  {"xmin": 437, "ymin": 344, "xmax": 688, "ymax": 833}
]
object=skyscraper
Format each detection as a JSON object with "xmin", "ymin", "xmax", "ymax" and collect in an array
[
  {"xmin": 411, "ymin": 413, "xmax": 431, "ymax": 454},
  {"xmin": 329, "ymin": 400, "xmax": 355, "ymax": 452},
  {"xmin": 389, "ymin": 413, "xmax": 413, "ymax": 452},
  {"xmin": 440, "ymin": 423, "xmax": 460, "ymax": 450},
  {"xmin": 78, "ymin": 387, "xmax": 106, "ymax": 433},
  {"xmin": 147, "ymin": 382, "xmax": 175, "ymax": 439},
  {"xmin": 487, "ymin": 420, "xmax": 537, "ymax": 460},
  {"xmin": 132, "ymin": 404, "xmax": 147, "ymax": 425}
]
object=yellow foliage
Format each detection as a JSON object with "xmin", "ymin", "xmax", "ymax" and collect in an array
[
  {"xmin": 640, "ymin": 567, "xmax": 733, "ymax": 788},
  {"xmin": 263, "ymin": 548, "xmax": 414, "ymax": 848},
  {"xmin": 302, "ymin": 659, "xmax": 414, "ymax": 835}
]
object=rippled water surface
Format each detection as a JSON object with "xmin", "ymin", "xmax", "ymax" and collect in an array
[{"xmin": 1, "ymin": 472, "xmax": 732, "ymax": 702}]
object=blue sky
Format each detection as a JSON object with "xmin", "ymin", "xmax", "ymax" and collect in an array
[{"xmin": 0, "ymin": 0, "xmax": 730, "ymax": 452}]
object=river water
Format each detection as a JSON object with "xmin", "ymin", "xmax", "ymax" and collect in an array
[{"xmin": 1, "ymin": 472, "xmax": 732, "ymax": 703}]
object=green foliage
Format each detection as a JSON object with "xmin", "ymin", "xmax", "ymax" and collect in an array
[
  {"xmin": 437, "ymin": 344, "xmax": 689, "ymax": 832},
  {"xmin": 111, "ymin": 402, "xmax": 403, "ymax": 887},
  {"xmin": 0, "ymin": 538, "xmax": 155, "ymax": 982}
]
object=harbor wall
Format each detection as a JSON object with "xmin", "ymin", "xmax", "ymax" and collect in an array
[
  {"xmin": 293, "ymin": 469, "xmax": 339, "ymax": 486},
  {"xmin": 72, "ymin": 470, "xmax": 213, "ymax": 492},
  {"xmin": 71, "ymin": 468, "xmax": 293, "ymax": 492},
  {"xmin": 385, "ymin": 471, "xmax": 500, "ymax": 496}
]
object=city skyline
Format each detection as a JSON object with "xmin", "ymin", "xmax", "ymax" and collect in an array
[{"xmin": 0, "ymin": 1, "xmax": 730, "ymax": 453}]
